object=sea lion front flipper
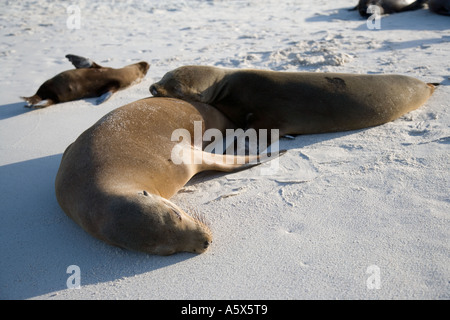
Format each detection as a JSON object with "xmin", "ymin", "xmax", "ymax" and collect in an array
[
  {"xmin": 65, "ymin": 54, "xmax": 102, "ymax": 69},
  {"xmin": 96, "ymin": 83, "xmax": 120, "ymax": 105},
  {"xmin": 96, "ymin": 91, "xmax": 113, "ymax": 105}
]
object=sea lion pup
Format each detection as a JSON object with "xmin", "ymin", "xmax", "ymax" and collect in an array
[
  {"xmin": 22, "ymin": 54, "xmax": 150, "ymax": 108},
  {"xmin": 428, "ymin": 0, "xmax": 450, "ymax": 15},
  {"xmin": 351, "ymin": 0, "xmax": 428, "ymax": 17},
  {"xmin": 150, "ymin": 66, "xmax": 436, "ymax": 138},
  {"xmin": 55, "ymin": 97, "xmax": 277, "ymax": 255}
]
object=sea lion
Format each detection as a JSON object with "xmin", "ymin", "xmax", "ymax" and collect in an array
[
  {"xmin": 55, "ymin": 97, "xmax": 276, "ymax": 255},
  {"xmin": 428, "ymin": 0, "xmax": 450, "ymax": 15},
  {"xmin": 150, "ymin": 66, "xmax": 436, "ymax": 139},
  {"xmin": 351, "ymin": 0, "xmax": 428, "ymax": 17},
  {"xmin": 22, "ymin": 54, "xmax": 150, "ymax": 108}
]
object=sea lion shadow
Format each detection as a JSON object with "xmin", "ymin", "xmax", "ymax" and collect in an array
[
  {"xmin": 305, "ymin": 7, "xmax": 362, "ymax": 23},
  {"xmin": 0, "ymin": 101, "xmax": 30, "ymax": 120},
  {"xmin": 353, "ymin": 8, "xmax": 450, "ymax": 31},
  {"xmin": 0, "ymin": 154, "xmax": 195, "ymax": 299},
  {"xmin": 378, "ymin": 36, "xmax": 450, "ymax": 51}
]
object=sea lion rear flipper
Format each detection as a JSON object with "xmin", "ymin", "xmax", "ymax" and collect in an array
[
  {"xmin": 22, "ymin": 94, "xmax": 41, "ymax": 106},
  {"xmin": 65, "ymin": 54, "xmax": 102, "ymax": 69},
  {"xmin": 22, "ymin": 95, "xmax": 54, "ymax": 108},
  {"xmin": 196, "ymin": 148, "xmax": 286, "ymax": 173},
  {"xmin": 23, "ymin": 98, "xmax": 54, "ymax": 109},
  {"xmin": 32, "ymin": 99, "xmax": 54, "ymax": 109}
]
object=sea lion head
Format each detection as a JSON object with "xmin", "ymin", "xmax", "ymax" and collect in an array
[
  {"xmin": 103, "ymin": 191, "xmax": 212, "ymax": 255},
  {"xmin": 157, "ymin": 196, "xmax": 213, "ymax": 255},
  {"xmin": 149, "ymin": 65, "xmax": 225, "ymax": 103},
  {"xmin": 136, "ymin": 61, "xmax": 150, "ymax": 75},
  {"xmin": 129, "ymin": 61, "xmax": 150, "ymax": 81},
  {"xmin": 123, "ymin": 61, "xmax": 150, "ymax": 84}
]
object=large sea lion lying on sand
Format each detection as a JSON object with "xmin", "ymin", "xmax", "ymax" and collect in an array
[
  {"xmin": 150, "ymin": 66, "xmax": 436, "ymax": 138},
  {"xmin": 428, "ymin": 0, "xmax": 450, "ymax": 15},
  {"xmin": 55, "ymin": 97, "xmax": 278, "ymax": 255}
]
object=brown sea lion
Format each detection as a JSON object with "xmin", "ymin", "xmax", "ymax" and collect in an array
[
  {"xmin": 22, "ymin": 54, "xmax": 149, "ymax": 108},
  {"xmin": 351, "ymin": 0, "xmax": 428, "ymax": 17},
  {"xmin": 428, "ymin": 0, "xmax": 450, "ymax": 15},
  {"xmin": 149, "ymin": 66, "xmax": 436, "ymax": 138},
  {"xmin": 55, "ymin": 97, "xmax": 278, "ymax": 255}
]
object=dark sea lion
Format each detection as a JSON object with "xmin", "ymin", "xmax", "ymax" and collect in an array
[
  {"xmin": 428, "ymin": 0, "xmax": 450, "ymax": 15},
  {"xmin": 55, "ymin": 97, "xmax": 277, "ymax": 255},
  {"xmin": 351, "ymin": 0, "xmax": 428, "ymax": 17},
  {"xmin": 150, "ymin": 66, "xmax": 436, "ymax": 138},
  {"xmin": 22, "ymin": 54, "xmax": 149, "ymax": 108}
]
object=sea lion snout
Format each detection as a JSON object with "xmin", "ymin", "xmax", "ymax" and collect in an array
[
  {"xmin": 149, "ymin": 84, "xmax": 159, "ymax": 96},
  {"xmin": 150, "ymin": 83, "xmax": 170, "ymax": 97}
]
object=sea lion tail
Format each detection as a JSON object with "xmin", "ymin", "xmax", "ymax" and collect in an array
[{"xmin": 427, "ymin": 82, "xmax": 440, "ymax": 94}]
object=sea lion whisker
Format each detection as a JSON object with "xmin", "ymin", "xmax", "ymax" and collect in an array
[{"xmin": 190, "ymin": 207, "xmax": 209, "ymax": 228}]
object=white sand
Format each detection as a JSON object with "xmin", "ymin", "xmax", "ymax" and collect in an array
[{"xmin": 0, "ymin": 0, "xmax": 448, "ymax": 300}]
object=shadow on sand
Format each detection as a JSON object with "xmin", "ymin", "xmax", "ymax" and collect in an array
[
  {"xmin": 306, "ymin": 6, "xmax": 449, "ymax": 32},
  {"xmin": 0, "ymin": 102, "xmax": 31, "ymax": 120},
  {"xmin": 0, "ymin": 154, "xmax": 196, "ymax": 299},
  {"xmin": 0, "ymin": 126, "xmax": 363, "ymax": 299}
]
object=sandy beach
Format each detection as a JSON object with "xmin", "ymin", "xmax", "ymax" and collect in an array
[{"xmin": 0, "ymin": 0, "xmax": 448, "ymax": 300}]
